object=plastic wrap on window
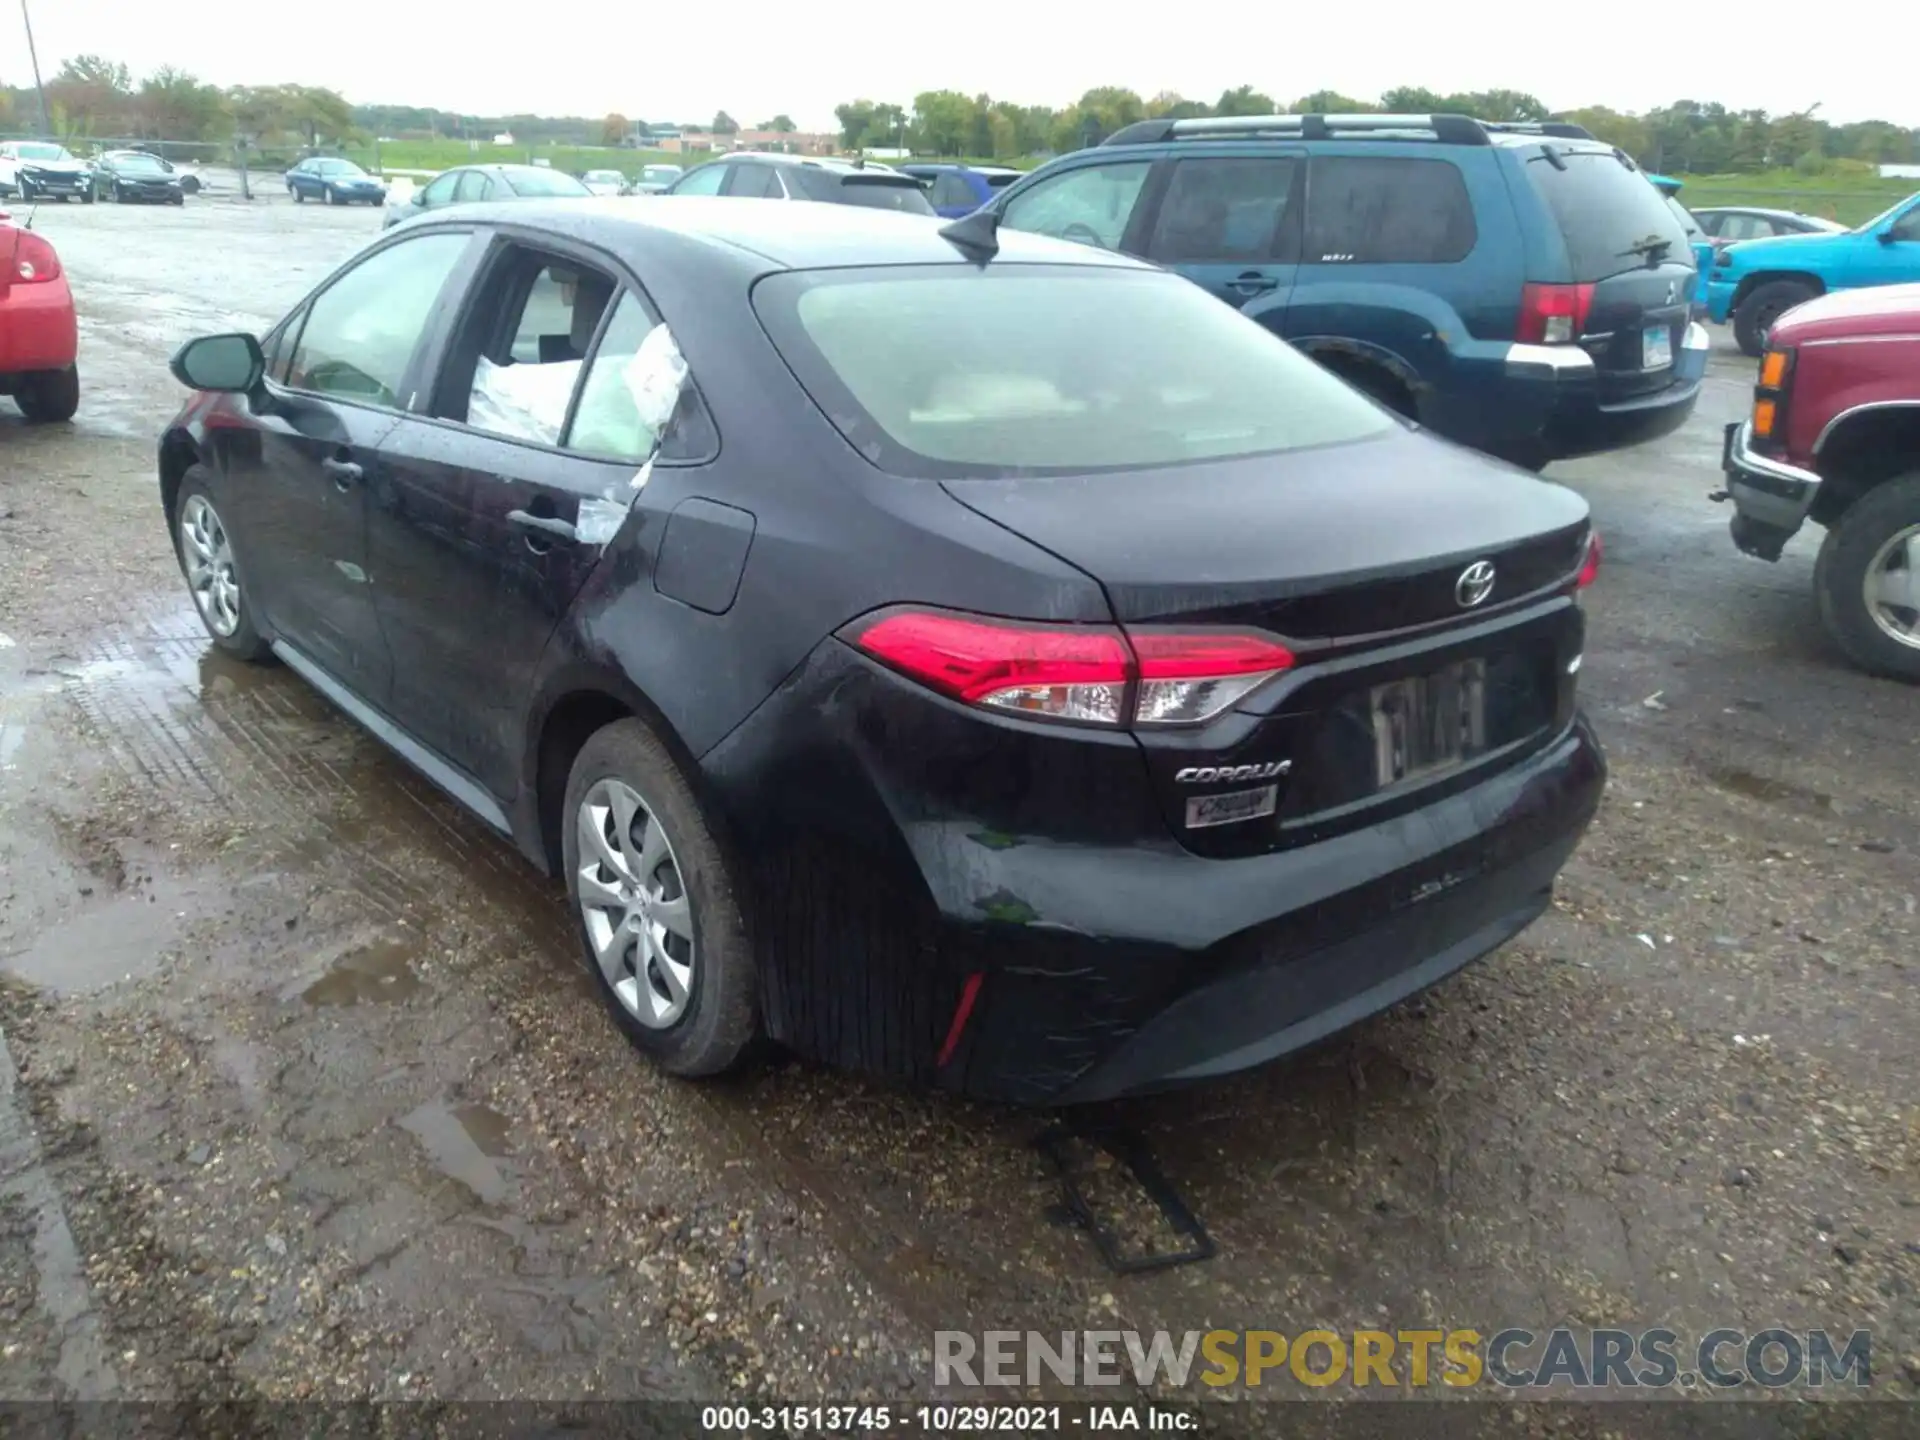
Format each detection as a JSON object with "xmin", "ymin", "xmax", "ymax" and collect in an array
[
  {"xmin": 469, "ymin": 356, "xmax": 582, "ymax": 447},
  {"xmin": 622, "ymin": 325, "xmax": 688, "ymax": 467}
]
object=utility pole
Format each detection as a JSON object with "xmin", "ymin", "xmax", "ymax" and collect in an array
[{"xmin": 20, "ymin": 0, "xmax": 51, "ymax": 137}]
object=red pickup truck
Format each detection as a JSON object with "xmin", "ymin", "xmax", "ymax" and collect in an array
[
  {"xmin": 1720, "ymin": 283, "xmax": 1920, "ymax": 679},
  {"xmin": 0, "ymin": 210, "xmax": 79, "ymax": 422}
]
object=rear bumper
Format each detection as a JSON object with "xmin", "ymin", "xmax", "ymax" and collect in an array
[
  {"xmin": 0, "ymin": 277, "xmax": 78, "ymax": 375},
  {"xmin": 1476, "ymin": 324, "xmax": 1708, "ymax": 465},
  {"xmin": 1722, "ymin": 419, "xmax": 1821, "ymax": 561},
  {"xmin": 701, "ymin": 639, "xmax": 1606, "ymax": 1105}
]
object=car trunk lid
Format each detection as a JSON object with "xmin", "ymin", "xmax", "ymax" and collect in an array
[{"xmin": 943, "ymin": 430, "xmax": 1593, "ymax": 856}]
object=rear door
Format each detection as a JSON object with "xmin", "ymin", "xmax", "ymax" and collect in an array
[
  {"xmin": 724, "ymin": 162, "xmax": 779, "ymax": 198},
  {"xmin": 1134, "ymin": 149, "xmax": 1302, "ymax": 318},
  {"xmin": 366, "ymin": 233, "xmax": 707, "ymax": 798},
  {"xmin": 1516, "ymin": 146, "xmax": 1697, "ymax": 402}
]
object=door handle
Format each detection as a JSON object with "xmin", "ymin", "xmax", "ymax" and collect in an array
[
  {"xmin": 321, "ymin": 456, "xmax": 362, "ymax": 490},
  {"xmin": 1228, "ymin": 271, "xmax": 1279, "ymax": 296},
  {"xmin": 508, "ymin": 509, "xmax": 578, "ymax": 544}
]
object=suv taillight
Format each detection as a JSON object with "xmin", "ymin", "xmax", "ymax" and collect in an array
[
  {"xmin": 843, "ymin": 607, "xmax": 1295, "ymax": 729},
  {"xmin": 8, "ymin": 229, "xmax": 61, "ymax": 283},
  {"xmin": 1517, "ymin": 282, "xmax": 1595, "ymax": 345},
  {"xmin": 1750, "ymin": 347, "xmax": 1793, "ymax": 448}
]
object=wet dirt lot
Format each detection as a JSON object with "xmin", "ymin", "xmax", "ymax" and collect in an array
[{"xmin": 4, "ymin": 195, "xmax": 1920, "ymax": 1420}]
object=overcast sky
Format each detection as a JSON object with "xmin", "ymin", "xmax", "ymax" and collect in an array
[{"xmin": 8, "ymin": 0, "xmax": 1913, "ymax": 131}]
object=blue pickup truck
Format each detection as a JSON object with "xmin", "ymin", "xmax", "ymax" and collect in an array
[{"xmin": 1707, "ymin": 188, "xmax": 1920, "ymax": 355}]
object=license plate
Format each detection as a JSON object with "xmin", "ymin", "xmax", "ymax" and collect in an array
[
  {"xmin": 1185, "ymin": 785, "xmax": 1278, "ymax": 829},
  {"xmin": 1371, "ymin": 659, "xmax": 1489, "ymax": 788},
  {"xmin": 1643, "ymin": 325, "xmax": 1673, "ymax": 369}
]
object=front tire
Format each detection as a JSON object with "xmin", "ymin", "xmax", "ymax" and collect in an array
[
  {"xmin": 562, "ymin": 718, "xmax": 758, "ymax": 1077},
  {"xmin": 1816, "ymin": 473, "xmax": 1920, "ymax": 682},
  {"xmin": 172, "ymin": 470, "xmax": 272, "ymax": 663},
  {"xmin": 14, "ymin": 365, "xmax": 78, "ymax": 423},
  {"xmin": 1734, "ymin": 279, "xmax": 1817, "ymax": 358},
  {"xmin": 291, "ymin": 185, "xmax": 304, "ymax": 203}
]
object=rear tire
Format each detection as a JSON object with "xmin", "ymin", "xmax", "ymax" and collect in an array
[
  {"xmin": 562, "ymin": 718, "xmax": 759, "ymax": 1078},
  {"xmin": 14, "ymin": 365, "xmax": 78, "ymax": 424},
  {"xmin": 172, "ymin": 468, "xmax": 272, "ymax": 663},
  {"xmin": 1816, "ymin": 473, "xmax": 1920, "ymax": 682},
  {"xmin": 1734, "ymin": 280, "xmax": 1817, "ymax": 358}
]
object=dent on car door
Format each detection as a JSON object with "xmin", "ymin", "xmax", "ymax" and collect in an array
[
  {"xmin": 367, "ymin": 241, "xmax": 708, "ymax": 798},
  {"xmin": 218, "ymin": 229, "xmax": 479, "ymax": 707}
]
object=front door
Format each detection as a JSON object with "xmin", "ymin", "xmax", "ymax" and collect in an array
[
  {"xmin": 368, "ymin": 240, "xmax": 679, "ymax": 796},
  {"xmin": 1848, "ymin": 199, "xmax": 1920, "ymax": 288},
  {"xmin": 225, "ymin": 227, "xmax": 477, "ymax": 703}
]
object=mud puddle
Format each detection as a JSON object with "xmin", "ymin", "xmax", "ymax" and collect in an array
[{"xmin": 2, "ymin": 870, "xmax": 206, "ymax": 995}]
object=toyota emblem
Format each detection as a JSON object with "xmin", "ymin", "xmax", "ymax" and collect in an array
[{"xmin": 1455, "ymin": 561, "xmax": 1496, "ymax": 608}]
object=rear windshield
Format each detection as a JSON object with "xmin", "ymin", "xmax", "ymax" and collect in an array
[
  {"xmin": 754, "ymin": 265, "xmax": 1392, "ymax": 479},
  {"xmin": 1522, "ymin": 148, "xmax": 1692, "ymax": 281},
  {"xmin": 836, "ymin": 176, "xmax": 936, "ymax": 215}
]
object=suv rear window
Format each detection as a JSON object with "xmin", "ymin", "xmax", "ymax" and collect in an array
[
  {"xmin": 833, "ymin": 175, "xmax": 935, "ymax": 215},
  {"xmin": 1522, "ymin": 148, "xmax": 1692, "ymax": 282},
  {"xmin": 753, "ymin": 265, "xmax": 1392, "ymax": 478}
]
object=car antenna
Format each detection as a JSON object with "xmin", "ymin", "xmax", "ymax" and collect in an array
[{"xmin": 938, "ymin": 207, "xmax": 1000, "ymax": 263}]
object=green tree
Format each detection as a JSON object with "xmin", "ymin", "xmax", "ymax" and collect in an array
[
  {"xmin": 872, "ymin": 103, "xmax": 909, "ymax": 148},
  {"xmin": 911, "ymin": 89, "xmax": 975, "ymax": 155},
  {"xmin": 1380, "ymin": 86, "xmax": 1448, "ymax": 113},
  {"xmin": 48, "ymin": 54, "xmax": 133, "ymax": 134},
  {"xmin": 834, "ymin": 100, "xmax": 876, "ymax": 148},
  {"xmin": 1448, "ymin": 89, "xmax": 1548, "ymax": 122},
  {"xmin": 1292, "ymin": 90, "xmax": 1374, "ymax": 114},
  {"xmin": 1146, "ymin": 91, "xmax": 1208, "ymax": 121},
  {"xmin": 136, "ymin": 67, "xmax": 229, "ymax": 141},
  {"xmin": 601, "ymin": 112, "xmax": 629, "ymax": 145},
  {"xmin": 1213, "ymin": 85, "xmax": 1275, "ymax": 117},
  {"xmin": 762, "ymin": 114, "xmax": 797, "ymax": 133},
  {"xmin": 711, "ymin": 110, "xmax": 739, "ymax": 135}
]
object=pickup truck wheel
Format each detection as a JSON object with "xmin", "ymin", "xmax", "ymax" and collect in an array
[
  {"xmin": 1817, "ymin": 473, "xmax": 1920, "ymax": 682},
  {"xmin": 14, "ymin": 365, "xmax": 79, "ymax": 424},
  {"xmin": 1734, "ymin": 280, "xmax": 1817, "ymax": 358}
]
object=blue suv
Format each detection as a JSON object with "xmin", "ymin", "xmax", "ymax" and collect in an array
[
  {"xmin": 984, "ymin": 114, "xmax": 1708, "ymax": 471},
  {"xmin": 899, "ymin": 163, "xmax": 1024, "ymax": 217}
]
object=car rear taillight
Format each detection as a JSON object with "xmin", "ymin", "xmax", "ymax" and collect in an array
[
  {"xmin": 1576, "ymin": 529, "xmax": 1603, "ymax": 589},
  {"xmin": 1517, "ymin": 282, "xmax": 1595, "ymax": 344},
  {"xmin": 9, "ymin": 229, "xmax": 61, "ymax": 283},
  {"xmin": 844, "ymin": 607, "xmax": 1294, "ymax": 729}
]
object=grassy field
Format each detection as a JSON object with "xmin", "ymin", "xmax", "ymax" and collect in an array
[
  {"xmin": 1674, "ymin": 169, "xmax": 1914, "ymax": 225},
  {"xmin": 342, "ymin": 137, "xmax": 692, "ymax": 178}
]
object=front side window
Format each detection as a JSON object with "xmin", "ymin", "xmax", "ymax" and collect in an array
[
  {"xmin": 1000, "ymin": 162, "xmax": 1152, "ymax": 251},
  {"xmin": 285, "ymin": 232, "xmax": 471, "ymax": 406},
  {"xmin": 755, "ymin": 265, "xmax": 1392, "ymax": 478},
  {"xmin": 1891, "ymin": 206, "xmax": 1920, "ymax": 242},
  {"xmin": 1303, "ymin": 156, "xmax": 1476, "ymax": 265},
  {"xmin": 420, "ymin": 172, "xmax": 460, "ymax": 207},
  {"xmin": 1147, "ymin": 157, "xmax": 1297, "ymax": 265},
  {"xmin": 671, "ymin": 164, "xmax": 727, "ymax": 196}
]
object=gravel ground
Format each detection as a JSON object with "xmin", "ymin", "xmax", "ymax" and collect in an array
[{"xmin": 2, "ymin": 198, "xmax": 1919, "ymax": 1422}]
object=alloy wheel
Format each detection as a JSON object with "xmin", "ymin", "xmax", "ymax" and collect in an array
[
  {"xmin": 1864, "ymin": 525, "xmax": 1920, "ymax": 651},
  {"xmin": 576, "ymin": 778, "xmax": 696, "ymax": 1028},
  {"xmin": 179, "ymin": 494, "xmax": 242, "ymax": 638}
]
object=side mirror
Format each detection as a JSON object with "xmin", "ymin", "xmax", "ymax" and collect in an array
[
  {"xmin": 170, "ymin": 333, "xmax": 265, "ymax": 393},
  {"xmin": 1880, "ymin": 229, "xmax": 1901, "ymax": 245},
  {"xmin": 411, "ymin": 190, "xmax": 427, "ymax": 207}
]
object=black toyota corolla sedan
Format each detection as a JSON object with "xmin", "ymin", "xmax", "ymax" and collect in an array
[{"xmin": 157, "ymin": 198, "xmax": 1606, "ymax": 1105}]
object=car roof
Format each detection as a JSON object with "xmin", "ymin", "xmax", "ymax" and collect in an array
[
  {"xmin": 1695, "ymin": 206, "xmax": 1817, "ymax": 221},
  {"xmin": 444, "ymin": 194, "xmax": 1156, "ymax": 272}
]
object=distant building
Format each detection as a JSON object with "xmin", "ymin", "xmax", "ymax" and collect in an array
[
  {"xmin": 492, "ymin": 132, "xmax": 515, "ymax": 146},
  {"xmin": 1880, "ymin": 163, "xmax": 1920, "ymax": 179},
  {"xmin": 657, "ymin": 129, "xmax": 837, "ymax": 157}
]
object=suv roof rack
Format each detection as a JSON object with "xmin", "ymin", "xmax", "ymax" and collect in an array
[{"xmin": 1101, "ymin": 113, "xmax": 1597, "ymax": 149}]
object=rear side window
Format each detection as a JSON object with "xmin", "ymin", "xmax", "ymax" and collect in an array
[
  {"xmin": 1303, "ymin": 157, "xmax": 1476, "ymax": 265},
  {"xmin": 754, "ymin": 265, "xmax": 1391, "ymax": 479},
  {"xmin": 728, "ymin": 164, "xmax": 780, "ymax": 199},
  {"xmin": 1147, "ymin": 157, "xmax": 1296, "ymax": 265},
  {"xmin": 1521, "ymin": 149, "xmax": 1692, "ymax": 282},
  {"xmin": 930, "ymin": 173, "xmax": 976, "ymax": 209}
]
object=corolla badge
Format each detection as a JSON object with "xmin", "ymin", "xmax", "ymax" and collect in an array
[{"xmin": 1454, "ymin": 560, "xmax": 1496, "ymax": 609}]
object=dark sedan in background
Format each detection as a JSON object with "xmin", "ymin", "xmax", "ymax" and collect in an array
[
  {"xmin": 384, "ymin": 163, "xmax": 592, "ymax": 228},
  {"xmin": 92, "ymin": 150, "xmax": 186, "ymax": 205},
  {"xmin": 156, "ymin": 198, "xmax": 1604, "ymax": 1105},
  {"xmin": 286, "ymin": 157, "xmax": 388, "ymax": 206}
]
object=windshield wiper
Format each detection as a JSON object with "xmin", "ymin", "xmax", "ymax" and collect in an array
[{"xmin": 1618, "ymin": 233, "xmax": 1675, "ymax": 263}]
